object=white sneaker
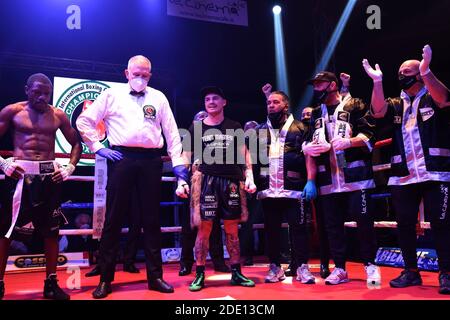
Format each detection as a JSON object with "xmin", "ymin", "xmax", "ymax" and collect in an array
[
  {"xmin": 296, "ymin": 264, "xmax": 315, "ymax": 284},
  {"xmin": 325, "ymin": 267, "xmax": 349, "ymax": 285},
  {"xmin": 265, "ymin": 263, "xmax": 286, "ymax": 283},
  {"xmin": 365, "ymin": 263, "xmax": 381, "ymax": 286}
]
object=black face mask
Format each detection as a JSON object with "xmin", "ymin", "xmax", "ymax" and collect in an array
[
  {"xmin": 399, "ymin": 73, "xmax": 419, "ymax": 90},
  {"xmin": 312, "ymin": 82, "xmax": 331, "ymax": 105},
  {"xmin": 301, "ymin": 118, "xmax": 310, "ymax": 126},
  {"xmin": 268, "ymin": 109, "xmax": 287, "ymax": 128}
]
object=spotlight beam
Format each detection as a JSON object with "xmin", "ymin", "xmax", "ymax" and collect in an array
[
  {"xmin": 298, "ymin": 0, "xmax": 357, "ymax": 111},
  {"xmin": 273, "ymin": 6, "xmax": 289, "ymax": 100}
]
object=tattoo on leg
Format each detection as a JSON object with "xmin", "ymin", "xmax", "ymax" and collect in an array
[
  {"xmin": 239, "ymin": 181, "xmax": 249, "ymax": 223},
  {"xmin": 190, "ymin": 171, "xmax": 202, "ymax": 228},
  {"xmin": 225, "ymin": 232, "xmax": 241, "ymax": 265},
  {"xmin": 195, "ymin": 236, "xmax": 209, "ymax": 266}
]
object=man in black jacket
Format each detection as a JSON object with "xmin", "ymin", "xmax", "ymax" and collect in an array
[
  {"xmin": 363, "ymin": 44, "xmax": 450, "ymax": 294},
  {"xmin": 303, "ymin": 71, "xmax": 381, "ymax": 286},
  {"xmin": 251, "ymin": 91, "xmax": 317, "ymax": 284}
]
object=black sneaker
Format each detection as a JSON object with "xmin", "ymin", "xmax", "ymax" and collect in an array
[
  {"xmin": 0, "ymin": 281, "xmax": 4, "ymax": 300},
  {"xmin": 439, "ymin": 273, "xmax": 450, "ymax": 295},
  {"xmin": 43, "ymin": 275, "xmax": 70, "ymax": 300},
  {"xmin": 189, "ymin": 272, "xmax": 205, "ymax": 292},
  {"xmin": 389, "ymin": 270, "xmax": 422, "ymax": 288},
  {"xmin": 231, "ymin": 268, "xmax": 255, "ymax": 287}
]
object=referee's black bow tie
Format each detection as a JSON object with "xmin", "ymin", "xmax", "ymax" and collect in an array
[{"xmin": 130, "ymin": 90, "xmax": 145, "ymax": 97}]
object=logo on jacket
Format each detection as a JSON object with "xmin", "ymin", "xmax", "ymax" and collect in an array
[
  {"xmin": 394, "ymin": 116, "xmax": 402, "ymax": 124},
  {"xmin": 419, "ymin": 107, "xmax": 434, "ymax": 122},
  {"xmin": 314, "ymin": 118, "xmax": 323, "ymax": 129},
  {"xmin": 337, "ymin": 111, "xmax": 350, "ymax": 122},
  {"xmin": 441, "ymin": 183, "xmax": 448, "ymax": 220},
  {"xmin": 143, "ymin": 105, "xmax": 156, "ymax": 119}
]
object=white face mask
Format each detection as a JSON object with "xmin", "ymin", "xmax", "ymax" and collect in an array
[{"xmin": 129, "ymin": 77, "xmax": 148, "ymax": 92}]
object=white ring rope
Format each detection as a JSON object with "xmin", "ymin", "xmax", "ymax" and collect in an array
[
  {"xmin": 0, "ymin": 175, "xmax": 177, "ymax": 182},
  {"xmin": 57, "ymin": 221, "xmax": 431, "ymax": 236},
  {"xmin": 0, "ymin": 140, "xmax": 431, "ymax": 237}
]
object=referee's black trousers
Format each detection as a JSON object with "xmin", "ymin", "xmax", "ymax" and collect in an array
[{"xmin": 99, "ymin": 148, "xmax": 163, "ymax": 283}]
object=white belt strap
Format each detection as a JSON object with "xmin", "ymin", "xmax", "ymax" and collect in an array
[
  {"xmin": 14, "ymin": 160, "xmax": 57, "ymax": 175},
  {"xmin": 5, "ymin": 178, "xmax": 24, "ymax": 238},
  {"xmin": 92, "ymin": 155, "xmax": 108, "ymax": 240}
]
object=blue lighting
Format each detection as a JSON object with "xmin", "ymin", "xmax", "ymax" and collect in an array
[
  {"xmin": 273, "ymin": 5, "xmax": 289, "ymax": 99},
  {"xmin": 298, "ymin": 0, "xmax": 357, "ymax": 110}
]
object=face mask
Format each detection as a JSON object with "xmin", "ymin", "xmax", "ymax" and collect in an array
[
  {"xmin": 398, "ymin": 74, "xmax": 418, "ymax": 90},
  {"xmin": 130, "ymin": 77, "xmax": 148, "ymax": 92},
  {"xmin": 268, "ymin": 109, "xmax": 287, "ymax": 128},
  {"xmin": 301, "ymin": 118, "xmax": 310, "ymax": 126},
  {"xmin": 312, "ymin": 82, "xmax": 331, "ymax": 105}
]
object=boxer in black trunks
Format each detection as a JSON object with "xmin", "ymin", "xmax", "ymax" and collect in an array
[{"xmin": 0, "ymin": 73, "xmax": 81, "ymax": 300}]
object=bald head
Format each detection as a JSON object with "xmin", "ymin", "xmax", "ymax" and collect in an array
[
  {"xmin": 399, "ymin": 60, "xmax": 420, "ymax": 76},
  {"xmin": 127, "ymin": 55, "xmax": 151, "ymax": 71}
]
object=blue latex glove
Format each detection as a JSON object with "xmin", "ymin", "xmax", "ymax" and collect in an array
[
  {"xmin": 302, "ymin": 180, "xmax": 317, "ymax": 201},
  {"xmin": 96, "ymin": 148, "xmax": 123, "ymax": 162},
  {"xmin": 173, "ymin": 165, "xmax": 189, "ymax": 182}
]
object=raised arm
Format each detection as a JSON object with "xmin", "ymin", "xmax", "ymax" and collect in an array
[
  {"xmin": 340, "ymin": 73, "xmax": 351, "ymax": 97},
  {"xmin": 419, "ymin": 44, "xmax": 450, "ymax": 108},
  {"xmin": 262, "ymin": 83, "xmax": 272, "ymax": 100},
  {"xmin": 362, "ymin": 59, "xmax": 387, "ymax": 118}
]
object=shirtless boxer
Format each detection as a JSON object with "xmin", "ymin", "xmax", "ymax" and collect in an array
[{"xmin": 0, "ymin": 73, "xmax": 81, "ymax": 300}]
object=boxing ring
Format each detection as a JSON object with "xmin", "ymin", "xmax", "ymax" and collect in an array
[
  {"xmin": 1, "ymin": 140, "xmax": 444, "ymax": 301},
  {"xmin": 0, "ymin": 138, "xmax": 430, "ymax": 240}
]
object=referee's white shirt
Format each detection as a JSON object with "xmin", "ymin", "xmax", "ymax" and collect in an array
[{"xmin": 76, "ymin": 83, "xmax": 184, "ymax": 167}]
